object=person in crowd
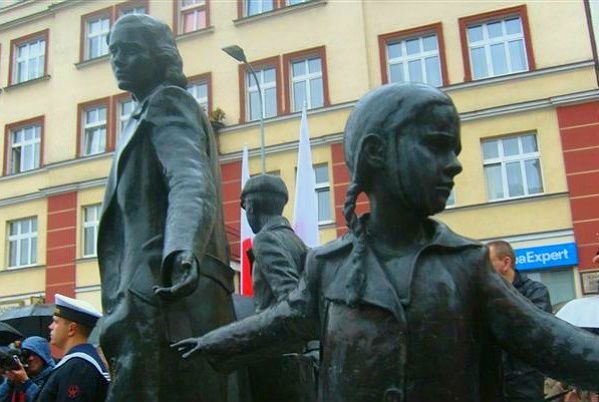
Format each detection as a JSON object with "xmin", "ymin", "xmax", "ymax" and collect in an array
[
  {"xmin": 174, "ymin": 83, "xmax": 599, "ymax": 402},
  {"xmin": 37, "ymin": 294, "xmax": 108, "ymax": 402},
  {"xmin": 0, "ymin": 336, "xmax": 55, "ymax": 402},
  {"xmin": 487, "ymin": 240, "xmax": 552, "ymax": 402}
]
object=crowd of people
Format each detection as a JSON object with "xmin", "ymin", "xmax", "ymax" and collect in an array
[{"xmin": 0, "ymin": 295, "xmax": 108, "ymax": 402}]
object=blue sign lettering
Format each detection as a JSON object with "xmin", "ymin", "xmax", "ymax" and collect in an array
[{"xmin": 515, "ymin": 243, "xmax": 579, "ymax": 271}]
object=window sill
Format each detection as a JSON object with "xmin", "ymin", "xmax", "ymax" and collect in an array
[
  {"xmin": 2, "ymin": 166, "xmax": 44, "ymax": 179},
  {"xmin": 440, "ymin": 191, "xmax": 568, "ymax": 213},
  {"xmin": 75, "ymin": 54, "xmax": 110, "ymax": 70},
  {"xmin": 318, "ymin": 220, "xmax": 336, "ymax": 229},
  {"xmin": 1, "ymin": 264, "xmax": 44, "ymax": 273},
  {"xmin": 76, "ymin": 256, "xmax": 98, "ymax": 263},
  {"xmin": 234, "ymin": 0, "xmax": 326, "ymax": 26},
  {"xmin": 2, "ymin": 75, "xmax": 50, "ymax": 92},
  {"xmin": 78, "ymin": 151, "xmax": 111, "ymax": 160},
  {"xmin": 175, "ymin": 26, "xmax": 215, "ymax": 42}
]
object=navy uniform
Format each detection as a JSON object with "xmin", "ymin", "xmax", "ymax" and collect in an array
[{"xmin": 37, "ymin": 295, "xmax": 109, "ymax": 402}]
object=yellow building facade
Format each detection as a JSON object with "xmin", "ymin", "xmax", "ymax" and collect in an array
[{"xmin": 0, "ymin": 0, "xmax": 597, "ymax": 313}]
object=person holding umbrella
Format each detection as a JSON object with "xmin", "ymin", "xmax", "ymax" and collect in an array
[{"xmin": 0, "ymin": 336, "xmax": 55, "ymax": 402}]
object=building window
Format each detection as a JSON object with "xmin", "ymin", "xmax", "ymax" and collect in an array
[
  {"xmin": 314, "ymin": 164, "xmax": 332, "ymax": 223},
  {"xmin": 9, "ymin": 30, "xmax": 48, "ymax": 85},
  {"xmin": 459, "ymin": 6, "xmax": 534, "ymax": 81},
  {"xmin": 116, "ymin": 97, "xmax": 135, "ymax": 146},
  {"xmin": 246, "ymin": 67, "xmax": 278, "ymax": 121},
  {"xmin": 83, "ymin": 205, "xmax": 101, "ymax": 257},
  {"xmin": 246, "ymin": 0, "xmax": 273, "ymax": 16},
  {"xmin": 7, "ymin": 217, "xmax": 37, "ymax": 268},
  {"xmin": 284, "ymin": 48, "xmax": 329, "ymax": 113},
  {"xmin": 379, "ymin": 24, "xmax": 447, "ymax": 87},
  {"xmin": 482, "ymin": 134, "xmax": 543, "ymax": 201},
  {"xmin": 7, "ymin": 123, "xmax": 41, "ymax": 175},
  {"xmin": 187, "ymin": 75, "xmax": 210, "ymax": 113},
  {"xmin": 176, "ymin": 0, "xmax": 208, "ymax": 35},
  {"xmin": 116, "ymin": 0, "xmax": 148, "ymax": 17},
  {"xmin": 80, "ymin": 101, "xmax": 109, "ymax": 157},
  {"xmin": 84, "ymin": 14, "xmax": 110, "ymax": 60}
]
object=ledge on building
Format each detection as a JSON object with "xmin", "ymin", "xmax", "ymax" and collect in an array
[
  {"xmin": 318, "ymin": 220, "xmax": 336, "ymax": 229},
  {"xmin": 76, "ymin": 256, "xmax": 98, "ymax": 263},
  {"xmin": 441, "ymin": 191, "xmax": 569, "ymax": 213},
  {"xmin": 175, "ymin": 26, "xmax": 215, "ymax": 42},
  {"xmin": 2, "ymin": 75, "xmax": 51, "ymax": 93},
  {"xmin": 74, "ymin": 54, "xmax": 110, "ymax": 70},
  {"xmin": 234, "ymin": 0, "xmax": 326, "ymax": 26},
  {"xmin": 0, "ymin": 264, "xmax": 45, "ymax": 274}
]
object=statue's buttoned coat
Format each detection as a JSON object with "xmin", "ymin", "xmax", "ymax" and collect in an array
[
  {"xmin": 202, "ymin": 219, "xmax": 599, "ymax": 402},
  {"xmin": 97, "ymin": 85, "xmax": 235, "ymax": 402}
]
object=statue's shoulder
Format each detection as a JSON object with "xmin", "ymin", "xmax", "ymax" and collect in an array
[{"xmin": 311, "ymin": 234, "xmax": 353, "ymax": 260}]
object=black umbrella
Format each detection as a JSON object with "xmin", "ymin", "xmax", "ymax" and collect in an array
[
  {"xmin": 0, "ymin": 304, "xmax": 54, "ymax": 340},
  {"xmin": 0, "ymin": 322, "xmax": 23, "ymax": 346}
]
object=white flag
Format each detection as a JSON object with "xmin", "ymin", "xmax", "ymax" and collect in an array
[
  {"xmin": 239, "ymin": 144, "xmax": 254, "ymax": 295},
  {"xmin": 293, "ymin": 105, "xmax": 320, "ymax": 248}
]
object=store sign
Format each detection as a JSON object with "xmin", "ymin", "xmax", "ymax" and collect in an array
[{"xmin": 515, "ymin": 243, "xmax": 579, "ymax": 271}]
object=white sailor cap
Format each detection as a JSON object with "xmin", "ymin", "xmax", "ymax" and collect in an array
[{"xmin": 54, "ymin": 294, "xmax": 102, "ymax": 329}]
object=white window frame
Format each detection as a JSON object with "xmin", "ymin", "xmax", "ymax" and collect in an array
[
  {"xmin": 82, "ymin": 105, "xmax": 107, "ymax": 156},
  {"xmin": 13, "ymin": 37, "xmax": 46, "ymax": 84},
  {"xmin": 386, "ymin": 33, "xmax": 442, "ymax": 87},
  {"xmin": 286, "ymin": 0, "xmax": 306, "ymax": 5},
  {"xmin": 314, "ymin": 164, "xmax": 333, "ymax": 225},
  {"xmin": 246, "ymin": 0, "xmax": 274, "ymax": 16},
  {"xmin": 187, "ymin": 80, "xmax": 209, "ymax": 113},
  {"xmin": 482, "ymin": 134, "xmax": 544, "ymax": 201},
  {"xmin": 290, "ymin": 56, "xmax": 323, "ymax": 112},
  {"xmin": 179, "ymin": 0, "xmax": 206, "ymax": 34},
  {"xmin": 116, "ymin": 98, "xmax": 136, "ymax": 147},
  {"xmin": 467, "ymin": 15, "xmax": 529, "ymax": 79},
  {"xmin": 7, "ymin": 217, "xmax": 38, "ymax": 269},
  {"xmin": 9, "ymin": 124, "xmax": 41, "ymax": 174},
  {"xmin": 85, "ymin": 15, "xmax": 110, "ymax": 60},
  {"xmin": 246, "ymin": 67, "xmax": 277, "ymax": 121},
  {"xmin": 82, "ymin": 204, "xmax": 102, "ymax": 258}
]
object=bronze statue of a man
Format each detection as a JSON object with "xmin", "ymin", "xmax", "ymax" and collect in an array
[
  {"xmin": 240, "ymin": 174, "xmax": 316, "ymax": 402},
  {"xmin": 175, "ymin": 83, "xmax": 599, "ymax": 402},
  {"xmin": 97, "ymin": 14, "xmax": 236, "ymax": 402}
]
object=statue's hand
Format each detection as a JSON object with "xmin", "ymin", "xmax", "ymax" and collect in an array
[
  {"xmin": 171, "ymin": 337, "xmax": 205, "ymax": 359},
  {"xmin": 153, "ymin": 251, "xmax": 199, "ymax": 301}
]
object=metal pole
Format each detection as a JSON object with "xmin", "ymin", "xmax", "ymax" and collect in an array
[{"xmin": 245, "ymin": 63, "xmax": 266, "ymax": 174}]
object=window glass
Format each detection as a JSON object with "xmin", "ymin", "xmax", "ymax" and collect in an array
[
  {"xmin": 290, "ymin": 56, "xmax": 324, "ymax": 111},
  {"xmin": 7, "ymin": 217, "xmax": 38, "ymax": 268},
  {"xmin": 467, "ymin": 16, "xmax": 528, "ymax": 79},
  {"xmin": 9, "ymin": 125, "xmax": 41, "ymax": 174},
  {"xmin": 482, "ymin": 134, "xmax": 543, "ymax": 200},
  {"xmin": 386, "ymin": 33, "xmax": 442, "ymax": 87}
]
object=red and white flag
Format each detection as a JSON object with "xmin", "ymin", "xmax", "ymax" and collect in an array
[
  {"xmin": 239, "ymin": 144, "xmax": 254, "ymax": 296},
  {"xmin": 293, "ymin": 104, "xmax": 320, "ymax": 248}
]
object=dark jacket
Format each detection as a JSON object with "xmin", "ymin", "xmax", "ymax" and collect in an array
[
  {"xmin": 97, "ymin": 85, "xmax": 235, "ymax": 402},
  {"xmin": 248, "ymin": 216, "xmax": 315, "ymax": 402},
  {"xmin": 0, "ymin": 337, "xmax": 55, "ymax": 402},
  {"xmin": 36, "ymin": 344, "xmax": 108, "ymax": 402},
  {"xmin": 251, "ymin": 216, "xmax": 309, "ymax": 313},
  {"xmin": 503, "ymin": 271, "xmax": 552, "ymax": 402},
  {"xmin": 199, "ymin": 218, "xmax": 599, "ymax": 402}
]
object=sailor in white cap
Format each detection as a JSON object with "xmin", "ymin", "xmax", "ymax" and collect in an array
[{"xmin": 37, "ymin": 294, "xmax": 109, "ymax": 402}]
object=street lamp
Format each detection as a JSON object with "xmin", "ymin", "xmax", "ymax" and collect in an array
[{"xmin": 222, "ymin": 45, "xmax": 266, "ymax": 173}]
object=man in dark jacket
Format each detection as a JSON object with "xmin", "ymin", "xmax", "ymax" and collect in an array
[
  {"xmin": 241, "ymin": 174, "xmax": 316, "ymax": 402},
  {"xmin": 37, "ymin": 294, "xmax": 109, "ymax": 402},
  {"xmin": 488, "ymin": 240, "xmax": 552, "ymax": 402},
  {"xmin": 0, "ymin": 337, "xmax": 55, "ymax": 402}
]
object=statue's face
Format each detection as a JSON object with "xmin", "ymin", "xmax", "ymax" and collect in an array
[
  {"xmin": 108, "ymin": 22, "xmax": 160, "ymax": 95},
  {"xmin": 242, "ymin": 195, "xmax": 262, "ymax": 234},
  {"xmin": 390, "ymin": 103, "xmax": 462, "ymax": 217}
]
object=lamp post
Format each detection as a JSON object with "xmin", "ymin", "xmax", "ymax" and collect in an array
[{"xmin": 222, "ymin": 45, "xmax": 266, "ymax": 174}]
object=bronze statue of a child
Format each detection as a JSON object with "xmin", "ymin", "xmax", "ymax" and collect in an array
[{"xmin": 175, "ymin": 83, "xmax": 599, "ymax": 402}]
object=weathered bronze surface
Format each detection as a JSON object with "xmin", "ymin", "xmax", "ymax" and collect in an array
[
  {"xmin": 241, "ymin": 174, "xmax": 316, "ymax": 402},
  {"xmin": 97, "ymin": 14, "xmax": 237, "ymax": 402},
  {"xmin": 175, "ymin": 83, "xmax": 599, "ymax": 402}
]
